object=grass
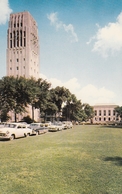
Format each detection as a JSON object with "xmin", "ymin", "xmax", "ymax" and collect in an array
[{"xmin": 0, "ymin": 125, "xmax": 122, "ymax": 194}]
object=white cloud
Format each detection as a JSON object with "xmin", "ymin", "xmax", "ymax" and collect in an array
[
  {"xmin": 47, "ymin": 12, "xmax": 58, "ymax": 25},
  {"xmin": 40, "ymin": 74, "xmax": 116, "ymax": 105},
  {"xmin": 47, "ymin": 12, "xmax": 78, "ymax": 43},
  {"xmin": 89, "ymin": 12, "xmax": 122, "ymax": 57},
  {"xmin": 0, "ymin": 0, "xmax": 12, "ymax": 25},
  {"xmin": 78, "ymin": 84, "xmax": 116, "ymax": 105}
]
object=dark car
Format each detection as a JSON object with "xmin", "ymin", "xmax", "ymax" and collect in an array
[{"xmin": 34, "ymin": 127, "xmax": 48, "ymax": 135}]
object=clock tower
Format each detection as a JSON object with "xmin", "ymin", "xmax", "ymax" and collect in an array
[{"xmin": 7, "ymin": 11, "xmax": 40, "ymax": 79}]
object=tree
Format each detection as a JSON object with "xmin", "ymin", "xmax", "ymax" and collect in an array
[
  {"xmin": 81, "ymin": 103, "xmax": 94, "ymax": 122},
  {"xmin": 35, "ymin": 78, "xmax": 51, "ymax": 112},
  {"xmin": 49, "ymin": 86, "xmax": 71, "ymax": 120},
  {"xmin": 115, "ymin": 106, "xmax": 122, "ymax": 120},
  {"xmin": 0, "ymin": 76, "xmax": 40, "ymax": 122},
  {"xmin": 62, "ymin": 94, "xmax": 83, "ymax": 121},
  {"xmin": 50, "ymin": 86, "xmax": 71, "ymax": 111}
]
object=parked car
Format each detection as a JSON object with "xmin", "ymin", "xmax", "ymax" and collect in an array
[
  {"xmin": 0, "ymin": 122, "xmax": 7, "ymax": 128},
  {"xmin": 29, "ymin": 123, "xmax": 44, "ymax": 135},
  {"xmin": 48, "ymin": 124, "xmax": 58, "ymax": 132},
  {"xmin": 62, "ymin": 121, "xmax": 73, "ymax": 129},
  {"xmin": 48, "ymin": 122, "xmax": 64, "ymax": 132},
  {"xmin": 0, "ymin": 123, "xmax": 32, "ymax": 141},
  {"xmin": 34, "ymin": 127, "xmax": 48, "ymax": 135},
  {"xmin": 55, "ymin": 122, "xmax": 64, "ymax": 131}
]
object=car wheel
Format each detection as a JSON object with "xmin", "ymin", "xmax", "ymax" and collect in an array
[
  {"xmin": 10, "ymin": 135, "xmax": 14, "ymax": 141},
  {"xmin": 26, "ymin": 133, "xmax": 30, "ymax": 137},
  {"xmin": 36, "ymin": 131, "xmax": 39, "ymax": 135}
]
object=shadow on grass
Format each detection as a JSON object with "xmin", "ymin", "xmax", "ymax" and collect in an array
[
  {"xmin": 100, "ymin": 125, "xmax": 122, "ymax": 129},
  {"xmin": 103, "ymin": 156, "xmax": 122, "ymax": 166}
]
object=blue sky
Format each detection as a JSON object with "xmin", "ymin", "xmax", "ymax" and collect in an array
[{"xmin": 0, "ymin": 0, "xmax": 122, "ymax": 106}]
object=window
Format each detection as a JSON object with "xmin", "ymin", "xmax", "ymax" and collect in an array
[
  {"xmin": 104, "ymin": 110, "xmax": 106, "ymax": 116},
  {"xmin": 108, "ymin": 110, "xmax": 111, "ymax": 116},
  {"xmin": 20, "ymin": 30, "xmax": 22, "ymax": 46},
  {"xmin": 13, "ymin": 31, "xmax": 16, "ymax": 47},
  {"xmin": 113, "ymin": 110, "xmax": 115, "ymax": 116},
  {"xmin": 95, "ymin": 110, "xmax": 97, "ymax": 116},
  {"xmin": 108, "ymin": 117, "xmax": 111, "ymax": 121},
  {"xmin": 17, "ymin": 31, "xmax": 19, "ymax": 47},
  {"xmin": 99, "ymin": 118, "xmax": 101, "ymax": 121},
  {"xmin": 24, "ymin": 31, "xmax": 26, "ymax": 37},
  {"xmin": 10, "ymin": 40, "xmax": 12, "ymax": 48},
  {"xmin": 99, "ymin": 110, "xmax": 101, "ymax": 116},
  {"xmin": 104, "ymin": 118, "xmax": 106, "ymax": 121},
  {"xmin": 17, "ymin": 67, "xmax": 19, "ymax": 70},
  {"xmin": 24, "ymin": 38, "xmax": 26, "ymax": 47},
  {"xmin": 17, "ymin": 59, "xmax": 19, "ymax": 62}
]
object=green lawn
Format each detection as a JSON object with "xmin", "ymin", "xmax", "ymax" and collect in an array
[{"xmin": 0, "ymin": 125, "xmax": 122, "ymax": 194}]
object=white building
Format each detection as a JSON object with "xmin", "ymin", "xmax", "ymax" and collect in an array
[
  {"xmin": 6, "ymin": 11, "xmax": 40, "ymax": 121},
  {"xmin": 93, "ymin": 104, "xmax": 120, "ymax": 124}
]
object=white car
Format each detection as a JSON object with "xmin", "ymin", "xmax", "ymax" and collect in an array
[
  {"xmin": 0, "ymin": 122, "xmax": 7, "ymax": 128},
  {"xmin": 0, "ymin": 123, "xmax": 32, "ymax": 140},
  {"xmin": 62, "ymin": 121, "xmax": 73, "ymax": 129},
  {"xmin": 48, "ymin": 122, "xmax": 64, "ymax": 132}
]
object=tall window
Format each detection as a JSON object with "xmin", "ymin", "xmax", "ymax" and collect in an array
[
  {"xmin": 24, "ymin": 31, "xmax": 26, "ymax": 47},
  {"xmin": 99, "ymin": 110, "xmax": 101, "ymax": 116},
  {"xmin": 20, "ymin": 30, "xmax": 22, "ymax": 46},
  {"xmin": 108, "ymin": 110, "xmax": 111, "ymax": 116},
  {"xmin": 13, "ymin": 31, "xmax": 16, "ymax": 47},
  {"xmin": 17, "ymin": 31, "xmax": 19, "ymax": 47},
  {"xmin": 113, "ymin": 110, "xmax": 115, "ymax": 116},
  {"xmin": 10, "ymin": 40, "xmax": 12, "ymax": 48},
  {"xmin": 95, "ymin": 110, "xmax": 97, "ymax": 116},
  {"xmin": 104, "ymin": 110, "xmax": 106, "ymax": 116}
]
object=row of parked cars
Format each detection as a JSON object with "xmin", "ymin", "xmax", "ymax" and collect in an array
[{"xmin": 0, "ymin": 121, "xmax": 73, "ymax": 141}]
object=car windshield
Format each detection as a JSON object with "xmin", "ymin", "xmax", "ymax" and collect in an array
[
  {"xmin": 5, "ymin": 124, "xmax": 17, "ymax": 128},
  {"xmin": 30, "ymin": 124, "xmax": 39, "ymax": 126}
]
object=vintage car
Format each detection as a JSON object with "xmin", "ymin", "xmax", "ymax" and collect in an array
[
  {"xmin": 0, "ymin": 123, "xmax": 32, "ymax": 140},
  {"xmin": 34, "ymin": 126, "xmax": 49, "ymax": 135},
  {"xmin": 29, "ymin": 123, "xmax": 44, "ymax": 135},
  {"xmin": 48, "ymin": 122, "xmax": 64, "ymax": 132},
  {"xmin": 62, "ymin": 121, "xmax": 73, "ymax": 129}
]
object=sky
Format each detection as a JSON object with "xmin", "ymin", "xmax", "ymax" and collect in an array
[{"xmin": 0, "ymin": 0, "xmax": 122, "ymax": 106}]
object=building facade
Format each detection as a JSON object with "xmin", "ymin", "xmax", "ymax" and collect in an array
[
  {"xmin": 93, "ymin": 104, "xmax": 119, "ymax": 124},
  {"xmin": 6, "ymin": 11, "xmax": 40, "ymax": 121}
]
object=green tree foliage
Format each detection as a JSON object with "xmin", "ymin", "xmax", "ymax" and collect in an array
[
  {"xmin": 0, "ymin": 76, "xmax": 94, "ymax": 123},
  {"xmin": 115, "ymin": 106, "xmax": 122, "ymax": 120},
  {"xmin": 0, "ymin": 76, "xmax": 40, "ymax": 122},
  {"xmin": 62, "ymin": 99, "xmax": 94, "ymax": 122},
  {"xmin": 81, "ymin": 103, "xmax": 94, "ymax": 122},
  {"xmin": 50, "ymin": 86, "xmax": 71, "ymax": 112},
  {"xmin": 35, "ymin": 78, "xmax": 51, "ymax": 111}
]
